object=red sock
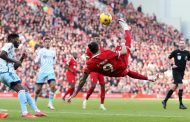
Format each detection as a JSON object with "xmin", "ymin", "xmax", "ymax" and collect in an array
[
  {"xmin": 100, "ymin": 86, "xmax": 105, "ymax": 104},
  {"xmin": 127, "ymin": 70, "xmax": 148, "ymax": 80},
  {"xmin": 124, "ymin": 30, "xmax": 131, "ymax": 48},
  {"xmin": 69, "ymin": 88, "xmax": 74, "ymax": 96},
  {"xmin": 63, "ymin": 88, "xmax": 73, "ymax": 98},
  {"xmin": 86, "ymin": 87, "xmax": 95, "ymax": 100}
]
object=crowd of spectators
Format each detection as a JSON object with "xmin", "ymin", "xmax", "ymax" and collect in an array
[{"xmin": 1, "ymin": 0, "xmax": 190, "ymax": 96}]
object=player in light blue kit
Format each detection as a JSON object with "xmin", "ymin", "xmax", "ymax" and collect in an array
[
  {"xmin": 34, "ymin": 37, "xmax": 57, "ymax": 110},
  {"xmin": 0, "ymin": 33, "xmax": 47, "ymax": 118}
]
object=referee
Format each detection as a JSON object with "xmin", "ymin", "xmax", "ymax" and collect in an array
[{"xmin": 162, "ymin": 40, "xmax": 190, "ymax": 109}]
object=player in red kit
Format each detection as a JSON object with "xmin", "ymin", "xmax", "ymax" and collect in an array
[
  {"xmin": 68, "ymin": 19, "xmax": 157, "ymax": 102},
  {"xmin": 83, "ymin": 48, "xmax": 106, "ymax": 110},
  {"xmin": 62, "ymin": 53, "xmax": 77, "ymax": 101}
]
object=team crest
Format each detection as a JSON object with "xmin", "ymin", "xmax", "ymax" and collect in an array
[{"xmin": 177, "ymin": 55, "xmax": 181, "ymax": 60}]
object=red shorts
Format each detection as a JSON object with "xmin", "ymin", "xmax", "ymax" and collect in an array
[
  {"xmin": 90, "ymin": 72, "xmax": 105, "ymax": 85},
  {"xmin": 66, "ymin": 71, "xmax": 76, "ymax": 84}
]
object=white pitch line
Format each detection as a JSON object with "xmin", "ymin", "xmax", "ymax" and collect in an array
[
  {"xmin": 0, "ymin": 109, "xmax": 8, "ymax": 112},
  {"xmin": 45, "ymin": 111, "xmax": 183, "ymax": 118}
]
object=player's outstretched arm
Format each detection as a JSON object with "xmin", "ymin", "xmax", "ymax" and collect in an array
[{"xmin": 68, "ymin": 72, "xmax": 89, "ymax": 102}]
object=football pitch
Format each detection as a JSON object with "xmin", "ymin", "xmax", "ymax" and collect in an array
[{"xmin": 0, "ymin": 98, "xmax": 190, "ymax": 122}]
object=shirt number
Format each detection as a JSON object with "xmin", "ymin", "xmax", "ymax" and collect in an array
[{"xmin": 103, "ymin": 63, "xmax": 114, "ymax": 72}]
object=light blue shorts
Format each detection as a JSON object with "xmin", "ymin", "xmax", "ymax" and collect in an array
[
  {"xmin": 36, "ymin": 72, "xmax": 56, "ymax": 84},
  {"xmin": 0, "ymin": 72, "xmax": 21, "ymax": 87}
]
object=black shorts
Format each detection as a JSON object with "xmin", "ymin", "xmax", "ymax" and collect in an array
[{"xmin": 172, "ymin": 69, "xmax": 184, "ymax": 84}]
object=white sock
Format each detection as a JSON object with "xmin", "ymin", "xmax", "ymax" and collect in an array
[{"xmin": 119, "ymin": 20, "xmax": 130, "ymax": 31}]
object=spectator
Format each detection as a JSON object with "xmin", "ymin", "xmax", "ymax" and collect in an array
[{"xmin": 0, "ymin": 0, "xmax": 189, "ymax": 97}]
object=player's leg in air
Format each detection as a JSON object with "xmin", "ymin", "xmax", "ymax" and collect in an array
[
  {"xmin": 62, "ymin": 73, "xmax": 75, "ymax": 101},
  {"xmin": 118, "ymin": 19, "xmax": 157, "ymax": 82},
  {"xmin": 0, "ymin": 112, "xmax": 8, "ymax": 118},
  {"xmin": 83, "ymin": 73, "xmax": 106, "ymax": 110},
  {"xmin": 117, "ymin": 18, "xmax": 131, "ymax": 68},
  {"xmin": 47, "ymin": 73, "xmax": 57, "ymax": 110},
  {"xmin": 0, "ymin": 73, "xmax": 47, "ymax": 118},
  {"xmin": 118, "ymin": 19, "xmax": 131, "ymax": 48}
]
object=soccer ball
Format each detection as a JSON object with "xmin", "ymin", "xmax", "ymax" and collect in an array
[{"xmin": 99, "ymin": 13, "xmax": 112, "ymax": 25}]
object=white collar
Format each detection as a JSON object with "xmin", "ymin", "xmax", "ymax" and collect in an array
[{"xmin": 92, "ymin": 53, "xmax": 100, "ymax": 58}]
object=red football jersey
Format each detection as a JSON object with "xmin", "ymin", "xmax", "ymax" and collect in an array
[
  {"xmin": 85, "ymin": 48, "xmax": 104, "ymax": 59},
  {"xmin": 84, "ymin": 50, "xmax": 128, "ymax": 77},
  {"xmin": 67, "ymin": 57, "xmax": 77, "ymax": 74}
]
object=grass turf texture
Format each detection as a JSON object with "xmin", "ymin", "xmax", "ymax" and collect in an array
[{"xmin": 0, "ymin": 98, "xmax": 190, "ymax": 122}]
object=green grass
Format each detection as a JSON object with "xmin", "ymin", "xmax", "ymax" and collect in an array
[{"xmin": 0, "ymin": 98, "xmax": 190, "ymax": 122}]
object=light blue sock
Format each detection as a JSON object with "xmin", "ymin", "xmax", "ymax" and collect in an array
[
  {"xmin": 49, "ymin": 91, "xmax": 55, "ymax": 104},
  {"xmin": 18, "ymin": 90, "xmax": 28, "ymax": 115},
  {"xmin": 25, "ymin": 92, "xmax": 40, "ymax": 112}
]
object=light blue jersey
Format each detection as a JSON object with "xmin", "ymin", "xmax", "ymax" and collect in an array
[
  {"xmin": 35, "ymin": 47, "xmax": 56, "ymax": 83},
  {"xmin": 0, "ymin": 43, "xmax": 20, "ymax": 87}
]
